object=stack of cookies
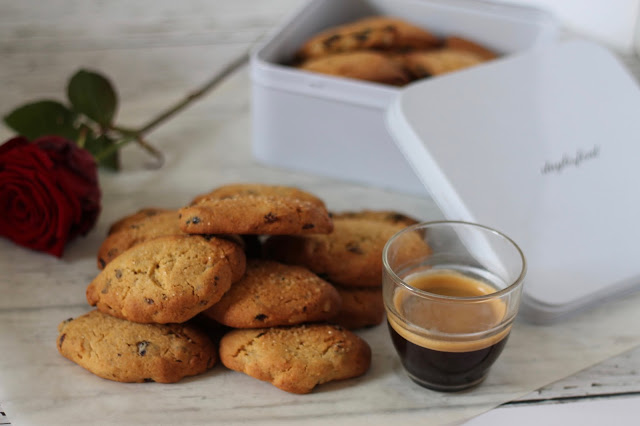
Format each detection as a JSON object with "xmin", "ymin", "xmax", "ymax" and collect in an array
[
  {"xmin": 293, "ymin": 16, "xmax": 498, "ymax": 86},
  {"xmin": 56, "ymin": 183, "xmax": 425, "ymax": 394}
]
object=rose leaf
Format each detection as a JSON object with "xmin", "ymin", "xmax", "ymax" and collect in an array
[
  {"xmin": 67, "ymin": 69, "xmax": 118, "ymax": 127},
  {"xmin": 3, "ymin": 100, "xmax": 78, "ymax": 141}
]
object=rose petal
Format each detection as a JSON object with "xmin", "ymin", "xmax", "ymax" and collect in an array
[{"xmin": 0, "ymin": 136, "xmax": 101, "ymax": 257}]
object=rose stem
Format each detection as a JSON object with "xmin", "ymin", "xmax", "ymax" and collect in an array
[{"xmin": 96, "ymin": 51, "xmax": 249, "ymax": 163}]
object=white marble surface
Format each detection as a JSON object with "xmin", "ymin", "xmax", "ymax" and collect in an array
[{"xmin": 1, "ymin": 1, "xmax": 640, "ymax": 425}]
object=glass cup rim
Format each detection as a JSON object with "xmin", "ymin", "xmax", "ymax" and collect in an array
[{"xmin": 382, "ymin": 220, "xmax": 527, "ymax": 302}]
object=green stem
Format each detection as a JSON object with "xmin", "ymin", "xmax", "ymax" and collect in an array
[
  {"xmin": 135, "ymin": 135, "xmax": 164, "ymax": 168},
  {"xmin": 94, "ymin": 134, "xmax": 136, "ymax": 161}
]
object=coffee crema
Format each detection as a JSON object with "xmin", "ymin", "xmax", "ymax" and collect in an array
[
  {"xmin": 386, "ymin": 269, "xmax": 512, "ymax": 390},
  {"xmin": 388, "ymin": 269, "xmax": 510, "ymax": 352}
]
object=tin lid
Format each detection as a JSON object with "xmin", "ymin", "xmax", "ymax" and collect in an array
[{"xmin": 386, "ymin": 39, "xmax": 640, "ymax": 323}]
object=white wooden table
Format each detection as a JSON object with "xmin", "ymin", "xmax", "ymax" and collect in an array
[{"xmin": 1, "ymin": 1, "xmax": 639, "ymax": 425}]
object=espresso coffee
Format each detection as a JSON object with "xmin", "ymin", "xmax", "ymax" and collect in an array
[{"xmin": 386, "ymin": 269, "xmax": 510, "ymax": 391}]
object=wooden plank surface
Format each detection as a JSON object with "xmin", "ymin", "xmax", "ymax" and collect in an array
[{"xmin": 1, "ymin": 1, "xmax": 640, "ymax": 424}]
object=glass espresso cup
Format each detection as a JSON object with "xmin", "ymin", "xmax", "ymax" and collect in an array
[{"xmin": 382, "ymin": 221, "xmax": 526, "ymax": 392}]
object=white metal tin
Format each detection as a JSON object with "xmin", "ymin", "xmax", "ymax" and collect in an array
[
  {"xmin": 386, "ymin": 40, "xmax": 640, "ymax": 323},
  {"xmin": 251, "ymin": 0, "xmax": 558, "ymax": 195}
]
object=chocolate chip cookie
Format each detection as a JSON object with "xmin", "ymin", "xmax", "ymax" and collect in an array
[
  {"xmin": 179, "ymin": 183, "xmax": 333, "ymax": 235},
  {"xmin": 204, "ymin": 259, "xmax": 341, "ymax": 328},
  {"xmin": 97, "ymin": 209, "xmax": 183, "ymax": 269},
  {"xmin": 264, "ymin": 217, "xmax": 430, "ymax": 287},
  {"xmin": 57, "ymin": 310, "xmax": 217, "ymax": 383},
  {"xmin": 107, "ymin": 207, "xmax": 172, "ymax": 235},
  {"xmin": 299, "ymin": 51, "xmax": 410, "ymax": 86},
  {"xmin": 296, "ymin": 16, "xmax": 440, "ymax": 61},
  {"xmin": 403, "ymin": 48, "xmax": 486, "ymax": 78},
  {"xmin": 219, "ymin": 324, "xmax": 371, "ymax": 394},
  {"xmin": 87, "ymin": 234, "xmax": 246, "ymax": 324}
]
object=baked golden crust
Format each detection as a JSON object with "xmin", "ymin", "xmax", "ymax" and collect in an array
[
  {"xmin": 299, "ymin": 51, "xmax": 411, "ymax": 86},
  {"xmin": 219, "ymin": 324, "xmax": 371, "ymax": 394},
  {"xmin": 107, "ymin": 207, "xmax": 172, "ymax": 235},
  {"xmin": 445, "ymin": 36, "xmax": 498, "ymax": 61},
  {"xmin": 87, "ymin": 235, "xmax": 246, "ymax": 324},
  {"xmin": 264, "ymin": 217, "xmax": 429, "ymax": 287},
  {"xmin": 57, "ymin": 310, "xmax": 217, "ymax": 383},
  {"xmin": 97, "ymin": 209, "xmax": 183, "ymax": 269},
  {"xmin": 403, "ymin": 48, "xmax": 485, "ymax": 78},
  {"xmin": 204, "ymin": 259, "xmax": 341, "ymax": 328},
  {"xmin": 296, "ymin": 16, "xmax": 440, "ymax": 60},
  {"xmin": 332, "ymin": 285, "xmax": 384, "ymax": 330},
  {"xmin": 179, "ymin": 184, "xmax": 333, "ymax": 236}
]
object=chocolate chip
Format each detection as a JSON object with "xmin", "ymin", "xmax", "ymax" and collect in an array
[
  {"xmin": 255, "ymin": 314, "xmax": 268, "ymax": 321},
  {"xmin": 98, "ymin": 258, "xmax": 106, "ymax": 268},
  {"xmin": 199, "ymin": 300, "xmax": 209, "ymax": 306},
  {"xmin": 353, "ymin": 29, "xmax": 371, "ymax": 41},
  {"xmin": 107, "ymin": 248, "xmax": 118, "ymax": 257},
  {"xmin": 264, "ymin": 213, "xmax": 278, "ymax": 224},
  {"xmin": 186, "ymin": 216, "xmax": 201, "ymax": 225},
  {"xmin": 144, "ymin": 298, "xmax": 154, "ymax": 305},
  {"xmin": 58, "ymin": 333, "xmax": 66, "ymax": 347},
  {"xmin": 129, "ymin": 224, "xmax": 140, "ymax": 229},
  {"xmin": 302, "ymin": 223, "xmax": 315, "ymax": 230},
  {"xmin": 115, "ymin": 269, "xmax": 122, "ymax": 279},
  {"xmin": 346, "ymin": 242, "xmax": 364, "ymax": 254},
  {"xmin": 137, "ymin": 341, "xmax": 150, "ymax": 356},
  {"xmin": 390, "ymin": 213, "xmax": 407, "ymax": 223},
  {"xmin": 143, "ymin": 378, "xmax": 155, "ymax": 383},
  {"xmin": 101, "ymin": 279, "xmax": 112, "ymax": 294},
  {"xmin": 323, "ymin": 34, "xmax": 342, "ymax": 47}
]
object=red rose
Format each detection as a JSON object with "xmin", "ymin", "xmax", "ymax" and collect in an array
[{"xmin": 0, "ymin": 136, "xmax": 101, "ymax": 257}]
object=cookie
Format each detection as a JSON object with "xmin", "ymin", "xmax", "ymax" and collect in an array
[
  {"xmin": 57, "ymin": 310, "xmax": 217, "ymax": 383},
  {"xmin": 203, "ymin": 259, "xmax": 341, "ymax": 328},
  {"xmin": 330, "ymin": 210, "xmax": 420, "ymax": 227},
  {"xmin": 332, "ymin": 286, "xmax": 384, "ymax": 330},
  {"xmin": 264, "ymin": 217, "xmax": 430, "ymax": 287},
  {"xmin": 299, "ymin": 51, "xmax": 410, "ymax": 86},
  {"xmin": 445, "ymin": 36, "xmax": 498, "ymax": 61},
  {"xmin": 97, "ymin": 209, "xmax": 183, "ymax": 269},
  {"xmin": 403, "ymin": 48, "xmax": 485, "ymax": 78},
  {"xmin": 219, "ymin": 324, "xmax": 371, "ymax": 394},
  {"xmin": 107, "ymin": 207, "xmax": 172, "ymax": 235},
  {"xmin": 179, "ymin": 183, "xmax": 333, "ymax": 236},
  {"xmin": 87, "ymin": 235, "xmax": 246, "ymax": 324},
  {"xmin": 296, "ymin": 16, "xmax": 440, "ymax": 60}
]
